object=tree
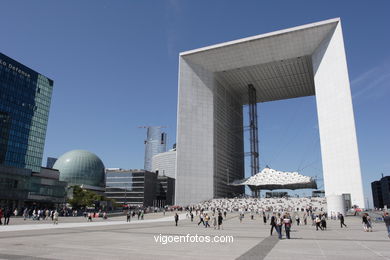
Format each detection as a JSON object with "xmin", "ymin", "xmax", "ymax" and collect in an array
[{"xmin": 67, "ymin": 186, "xmax": 114, "ymax": 209}]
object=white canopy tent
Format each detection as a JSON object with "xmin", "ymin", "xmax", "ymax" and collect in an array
[{"xmin": 231, "ymin": 167, "xmax": 317, "ymax": 190}]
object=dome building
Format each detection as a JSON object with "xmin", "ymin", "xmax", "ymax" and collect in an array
[{"xmin": 53, "ymin": 150, "xmax": 105, "ymax": 192}]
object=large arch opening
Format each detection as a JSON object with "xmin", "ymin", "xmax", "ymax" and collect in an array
[{"xmin": 175, "ymin": 18, "xmax": 365, "ymax": 214}]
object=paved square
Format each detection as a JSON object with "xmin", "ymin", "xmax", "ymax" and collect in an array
[{"xmin": 0, "ymin": 213, "xmax": 389, "ymax": 259}]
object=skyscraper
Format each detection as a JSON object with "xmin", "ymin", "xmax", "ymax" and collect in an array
[
  {"xmin": 0, "ymin": 53, "xmax": 67, "ymax": 209},
  {"xmin": 0, "ymin": 53, "xmax": 53, "ymax": 172},
  {"xmin": 143, "ymin": 127, "xmax": 167, "ymax": 171}
]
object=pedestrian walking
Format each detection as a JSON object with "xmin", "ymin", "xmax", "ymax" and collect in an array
[
  {"xmin": 295, "ymin": 215, "xmax": 300, "ymax": 226},
  {"xmin": 275, "ymin": 213, "xmax": 283, "ymax": 239},
  {"xmin": 339, "ymin": 213, "xmax": 347, "ymax": 228},
  {"xmin": 315, "ymin": 215, "xmax": 323, "ymax": 231},
  {"xmin": 126, "ymin": 211, "xmax": 131, "ymax": 222},
  {"xmin": 270, "ymin": 213, "xmax": 276, "ymax": 236},
  {"xmin": 53, "ymin": 211, "xmax": 59, "ymax": 225},
  {"xmin": 204, "ymin": 214, "xmax": 210, "ymax": 228},
  {"xmin": 4, "ymin": 208, "xmax": 11, "ymax": 225},
  {"xmin": 198, "ymin": 214, "xmax": 205, "ymax": 226},
  {"xmin": 218, "ymin": 212, "xmax": 223, "ymax": 230},
  {"xmin": 362, "ymin": 213, "xmax": 372, "ymax": 232},
  {"xmin": 212, "ymin": 213, "xmax": 217, "ymax": 229},
  {"xmin": 174, "ymin": 213, "xmax": 179, "ymax": 226},
  {"xmin": 283, "ymin": 213, "xmax": 292, "ymax": 239},
  {"xmin": 239, "ymin": 212, "xmax": 244, "ymax": 223},
  {"xmin": 383, "ymin": 212, "xmax": 390, "ymax": 238},
  {"xmin": 321, "ymin": 215, "xmax": 327, "ymax": 230}
]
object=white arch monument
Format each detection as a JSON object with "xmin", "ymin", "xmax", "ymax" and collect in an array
[{"xmin": 175, "ymin": 18, "xmax": 365, "ymax": 213}]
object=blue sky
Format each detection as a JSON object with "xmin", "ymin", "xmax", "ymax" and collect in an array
[{"xmin": 1, "ymin": 0, "xmax": 389, "ymax": 204}]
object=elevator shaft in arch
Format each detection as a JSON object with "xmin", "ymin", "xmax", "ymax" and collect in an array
[{"xmin": 248, "ymin": 84, "xmax": 259, "ymax": 178}]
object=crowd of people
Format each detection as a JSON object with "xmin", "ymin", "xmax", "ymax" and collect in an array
[
  {"xmin": 0, "ymin": 206, "xmax": 114, "ymax": 225},
  {"xmin": 0, "ymin": 207, "xmax": 61, "ymax": 225},
  {"xmin": 195, "ymin": 197, "xmax": 327, "ymax": 213},
  {"xmin": 2, "ymin": 198, "xmax": 390, "ymax": 239},
  {"xmin": 177, "ymin": 197, "xmax": 390, "ymax": 239}
]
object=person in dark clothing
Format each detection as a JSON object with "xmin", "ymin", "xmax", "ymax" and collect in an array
[
  {"xmin": 0, "ymin": 208, "xmax": 3, "ymax": 225},
  {"xmin": 320, "ymin": 215, "xmax": 327, "ymax": 230},
  {"xmin": 198, "ymin": 214, "xmax": 205, "ymax": 226},
  {"xmin": 362, "ymin": 213, "xmax": 369, "ymax": 232},
  {"xmin": 339, "ymin": 213, "xmax": 347, "ymax": 228},
  {"xmin": 218, "ymin": 212, "xmax": 223, "ymax": 230},
  {"xmin": 283, "ymin": 213, "xmax": 292, "ymax": 239},
  {"xmin": 315, "ymin": 216, "xmax": 323, "ymax": 231},
  {"xmin": 174, "ymin": 213, "xmax": 179, "ymax": 226},
  {"xmin": 263, "ymin": 212, "xmax": 267, "ymax": 225},
  {"xmin": 126, "ymin": 211, "xmax": 131, "ymax": 222},
  {"xmin": 4, "ymin": 208, "xmax": 11, "ymax": 225},
  {"xmin": 270, "ymin": 213, "xmax": 276, "ymax": 236},
  {"xmin": 383, "ymin": 212, "xmax": 390, "ymax": 238}
]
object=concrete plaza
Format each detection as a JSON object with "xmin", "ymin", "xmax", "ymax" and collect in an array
[{"xmin": 0, "ymin": 213, "xmax": 389, "ymax": 260}]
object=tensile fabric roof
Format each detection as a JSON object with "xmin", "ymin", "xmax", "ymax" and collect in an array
[{"xmin": 230, "ymin": 167, "xmax": 317, "ymax": 190}]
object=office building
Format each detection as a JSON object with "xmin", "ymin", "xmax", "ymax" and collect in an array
[
  {"xmin": 156, "ymin": 175, "xmax": 175, "ymax": 206},
  {"xmin": 105, "ymin": 169, "xmax": 157, "ymax": 207},
  {"xmin": 0, "ymin": 53, "xmax": 66, "ymax": 209},
  {"xmin": 0, "ymin": 165, "xmax": 67, "ymax": 209},
  {"xmin": 152, "ymin": 148, "xmax": 176, "ymax": 179},
  {"xmin": 0, "ymin": 53, "xmax": 53, "ymax": 172},
  {"xmin": 371, "ymin": 175, "xmax": 390, "ymax": 209},
  {"xmin": 176, "ymin": 18, "xmax": 365, "ymax": 215},
  {"xmin": 143, "ymin": 127, "xmax": 167, "ymax": 171}
]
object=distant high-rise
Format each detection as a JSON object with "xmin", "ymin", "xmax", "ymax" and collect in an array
[
  {"xmin": 46, "ymin": 157, "xmax": 57, "ymax": 169},
  {"xmin": 143, "ymin": 127, "xmax": 167, "ymax": 171}
]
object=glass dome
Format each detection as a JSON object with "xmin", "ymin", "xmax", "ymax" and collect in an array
[{"xmin": 53, "ymin": 150, "xmax": 105, "ymax": 188}]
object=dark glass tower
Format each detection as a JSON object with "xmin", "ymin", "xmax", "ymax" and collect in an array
[{"xmin": 0, "ymin": 53, "xmax": 53, "ymax": 172}]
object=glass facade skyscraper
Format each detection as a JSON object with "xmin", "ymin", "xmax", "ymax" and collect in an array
[
  {"xmin": 0, "ymin": 53, "xmax": 68, "ymax": 210},
  {"xmin": 0, "ymin": 53, "xmax": 53, "ymax": 172},
  {"xmin": 143, "ymin": 127, "xmax": 167, "ymax": 171}
]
